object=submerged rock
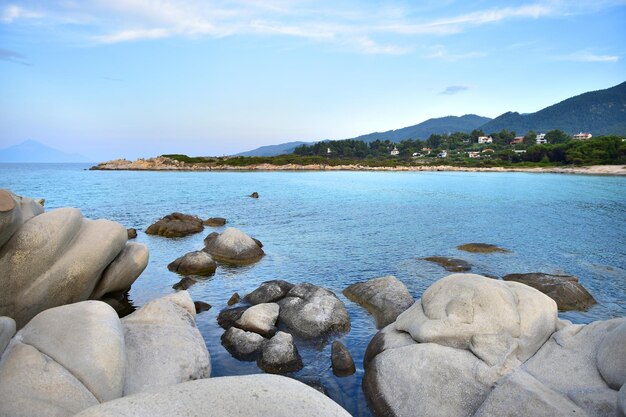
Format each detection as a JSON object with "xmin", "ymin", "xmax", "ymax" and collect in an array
[
  {"xmin": 167, "ymin": 251, "xmax": 217, "ymax": 276},
  {"xmin": 423, "ymin": 256, "xmax": 472, "ymax": 272},
  {"xmin": 331, "ymin": 341, "xmax": 356, "ymax": 377},
  {"xmin": 457, "ymin": 243, "xmax": 509, "ymax": 253},
  {"xmin": 234, "ymin": 303, "xmax": 279, "ymax": 338},
  {"xmin": 343, "ymin": 276, "xmax": 413, "ymax": 328},
  {"xmin": 244, "ymin": 280, "xmax": 294, "ymax": 305},
  {"xmin": 172, "ymin": 277, "xmax": 197, "ymax": 291},
  {"xmin": 250, "ymin": 192, "xmax": 259, "ymax": 198},
  {"xmin": 204, "ymin": 217, "xmax": 226, "ymax": 227},
  {"xmin": 203, "ymin": 228, "xmax": 264, "ymax": 264},
  {"xmin": 278, "ymin": 283, "xmax": 350, "ymax": 339},
  {"xmin": 257, "ymin": 331, "xmax": 303, "ymax": 374},
  {"xmin": 503, "ymin": 273, "xmax": 596, "ymax": 311},
  {"xmin": 221, "ymin": 327, "xmax": 266, "ymax": 361},
  {"xmin": 145, "ymin": 212, "xmax": 204, "ymax": 237}
]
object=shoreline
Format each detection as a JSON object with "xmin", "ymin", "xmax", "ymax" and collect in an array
[{"xmin": 91, "ymin": 159, "xmax": 626, "ymax": 176}]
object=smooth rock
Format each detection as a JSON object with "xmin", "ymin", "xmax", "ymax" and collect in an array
[
  {"xmin": 167, "ymin": 250, "xmax": 216, "ymax": 276},
  {"xmin": 423, "ymin": 256, "xmax": 472, "ymax": 272},
  {"xmin": 258, "ymin": 331, "xmax": 303, "ymax": 374},
  {"xmin": 194, "ymin": 301, "xmax": 212, "ymax": 313},
  {"xmin": 278, "ymin": 283, "xmax": 351, "ymax": 339},
  {"xmin": 363, "ymin": 323, "xmax": 417, "ymax": 368},
  {"xmin": 217, "ymin": 306, "xmax": 248, "ymax": 329},
  {"xmin": 227, "ymin": 292, "xmax": 241, "ymax": 305},
  {"xmin": 74, "ymin": 375, "xmax": 352, "ymax": 417},
  {"xmin": 172, "ymin": 277, "xmax": 197, "ymax": 290},
  {"xmin": 457, "ymin": 243, "xmax": 508, "ymax": 253},
  {"xmin": 363, "ymin": 343, "xmax": 492, "ymax": 417},
  {"xmin": 127, "ymin": 228, "xmax": 137, "ymax": 239},
  {"xmin": 145, "ymin": 212, "xmax": 204, "ymax": 237},
  {"xmin": 618, "ymin": 384, "xmax": 626, "ymax": 417},
  {"xmin": 343, "ymin": 275, "xmax": 414, "ymax": 328},
  {"xmin": 221, "ymin": 327, "xmax": 266, "ymax": 361},
  {"xmin": 203, "ymin": 228, "xmax": 265, "ymax": 264},
  {"xmin": 244, "ymin": 280, "xmax": 294, "ymax": 304},
  {"xmin": 503, "ymin": 272, "xmax": 596, "ymax": 311},
  {"xmin": 331, "ymin": 341, "xmax": 356, "ymax": 377},
  {"xmin": 122, "ymin": 291, "xmax": 210, "ymax": 395},
  {"xmin": 0, "ymin": 189, "xmax": 44, "ymax": 248},
  {"xmin": 91, "ymin": 242, "xmax": 149, "ymax": 299},
  {"xmin": 597, "ymin": 320, "xmax": 626, "ymax": 389},
  {"xmin": 0, "ymin": 316, "xmax": 16, "ymax": 357},
  {"xmin": 235, "ymin": 303, "xmax": 279, "ymax": 337},
  {"xmin": 0, "ymin": 207, "xmax": 127, "ymax": 327},
  {"xmin": 395, "ymin": 274, "xmax": 557, "ymax": 369},
  {"xmin": 204, "ymin": 217, "xmax": 226, "ymax": 227}
]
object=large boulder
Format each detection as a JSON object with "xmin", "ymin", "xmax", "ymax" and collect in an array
[
  {"xmin": 278, "ymin": 283, "xmax": 350, "ymax": 339},
  {"xmin": 503, "ymin": 273, "xmax": 596, "ymax": 311},
  {"xmin": 0, "ymin": 189, "xmax": 44, "ymax": 248},
  {"xmin": 234, "ymin": 303, "xmax": 279, "ymax": 338},
  {"xmin": 217, "ymin": 306, "xmax": 248, "ymax": 329},
  {"xmin": 167, "ymin": 250, "xmax": 217, "ymax": 276},
  {"xmin": 596, "ymin": 320, "xmax": 626, "ymax": 389},
  {"xmin": 0, "ymin": 207, "xmax": 131, "ymax": 327},
  {"xmin": 145, "ymin": 212, "xmax": 204, "ymax": 237},
  {"xmin": 343, "ymin": 276, "xmax": 414, "ymax": 328},
  {"xmin": 203, "ymin": 228, "xmax": 264, "ymax": 264},
  {"xmin": 363, "ymin": 323, "xmax": 416, "ymax": 368},
  {"xmin": 244, "ymin": 280, "xmax": 294, "ymax": 304},
  {"xmin": 74, "ymin": 375, "xmax": 352, "ymax": 417},
  {"xmin": 91, "ymin": 242, "xmax": 149, "ymax": 299},
  {"xmin": 257, "ymin": 331, "xmax": 303, "ymax": 374},
  {"xmin": 122, "ymin": 291, "xmax": 211, "ymax": 396},
  {"xmin": 221, "ymin": 327, "xmax": 266, "ymax": 361}
]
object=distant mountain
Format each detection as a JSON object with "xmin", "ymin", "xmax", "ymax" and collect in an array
[
  {"xmin": 236, "ymin": 141, "xmax": 312, "ymax": 157},
  {"xmin": 237, "ymin": 114, "xmax": 491, "ymax": 156},
  {"xmin": 480, "ymin": 81, "xmax": 626, "ymax": 135},
  {"xmin": 0, "ymin": 140, "xmax": 90, "ymax": 162}
]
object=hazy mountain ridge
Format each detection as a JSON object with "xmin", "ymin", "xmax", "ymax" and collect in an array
[{"xmin": 0, "ymin": 140, "xmax": 90, "ymax": 162}]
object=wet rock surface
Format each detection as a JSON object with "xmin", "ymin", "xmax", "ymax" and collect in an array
[
  {"xmin": 331, "ymin": 341, "xmax": 356, "ymax": 377},
  {"xmin": 167, "ymin": 250, "xmax": 217, "ymax": 276},
  {"xmin": 203, "ymin": 228, "xmax": 264, "ymax": 264},
  {"xmin": 221, "ymin": 327, "xmax": 266, "ymax": 361},
  {"xmin": 257, "ymin": 331, "xmax": 303, "ymax": 374},
  {"xmin": 244, "ymin": 280, "xmax": 294, "ymax": 305},
  {"xmin": 423, "ymin": 256, "xmax": 472, "ymax": 272},
  {"xmin": 457, "ymin": 243, "xmax": 509, "ymax": 253},
  {"xmin": 204, "ymin": 217, "xmax": 226, "ymax": 227},
  {"xmin": 145, "ymin": 212, "xmax": 204, "ymax": 237}
]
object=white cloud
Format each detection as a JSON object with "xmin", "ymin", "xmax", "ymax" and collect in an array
[
  {"xmin": 558, "ymin": 51, "xmax": 619, "ymax": 62},
  {"xmin": 95, "ymin": 28, "xmax": 171, "ymax": 43},
  {"xmin": 1, "ymin": 5, "xmax": 42, "ymax": 23},
  {"xmin": 425, "ymin": 45, "xmax": 486, "ymax": 61}
]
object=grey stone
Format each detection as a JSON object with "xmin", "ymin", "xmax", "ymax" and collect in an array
[
  {"xmin": 167, "ymin": 250, "xmax": 216, "ymax": 276},
  {"xmin": 74, "ymin": 375, "xmax": 352, "ymax": 417},
  {"xmin": 618, "ymin": 384, "xmax": 626, "ymax": 417},
  {"xmin": 278, "ymin": 283, "xmax": 350, "ymax": 339},
  {"xmin": 221, "ymin": 327, "xmax": 266, "ymax": 361},
  {"xmin": 217, "ymin": 306, "xmax": 248, "ymax": 329},
  {"xmin": 91, "ymin": 242, "xmax": 149, "ymax": 299},
  {"xmin": 503, "ymin": 272, "xmax": 596, "ymax": 311},
  {"xmin": 363, "ymin": 323, "xmax": 416, "ymax": 368},
  {"xmin": 331, "ymin": 340, "xmax": 355, "ymax": 377},
  {"xmin": 244, "ymin": 280, "xmax": 294, "ymax": 305},
  {"xmin": 235, "ymin": 303, "xmax": 279, "ymax": 337},
  {"xmin": 343, "ymin": 275, "xmax": 414, "ymax": 328},
  {"xmin": 122, "ymin": 291, "xmax": 210, "ymax": 396},
  {"xmin": 145, "ymin": 212, "xmax": 204, "ymax": 237},
  {"xmin": 203, "ymin": 228, "xmax": 264, "ymax": 264},
  {"xmin": 0, "ymin": 189, "xmax": 44, "ymax": 248},
  {"xmin": 258, "ymin": 331, "xmax": 303, "ymax": 374},
  {"xmin": 0, "ymin": 316, "xmax": 15, "ymax": 357},
  {"xmin": 596, "ymin": 319, "xmax": 626, "ymax": 389},
  {"xmin": 194, "ymin": 301, "xmax": 212, "ymax": 313},
  {"xmin": 204, "ymin": 217, "xmax": 226, "ymax": 227}
]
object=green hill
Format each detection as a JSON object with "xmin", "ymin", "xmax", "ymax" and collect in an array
[{"xmin": 480, "ymin": 81, "xmax": 626, "ymax": 135}]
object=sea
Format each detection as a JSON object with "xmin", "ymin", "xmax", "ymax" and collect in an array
[{"xmin": 2, "ymin": 163, "xmax": 626, "ymax": 416}]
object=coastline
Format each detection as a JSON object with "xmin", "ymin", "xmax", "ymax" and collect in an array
[{"xmin": 91, "ymin": 158, "xmax": 626, "ymax": 176}]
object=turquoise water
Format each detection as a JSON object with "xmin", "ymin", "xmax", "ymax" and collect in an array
[{"xmin": 2, "ymin": 163, "xmax": 626, "ymax": 416}]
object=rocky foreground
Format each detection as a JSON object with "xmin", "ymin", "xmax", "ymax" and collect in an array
[
  {"xmin": 0, "ymin": 189, "xmax": 624, "ymax": 417},
  {"xmin": 91, "ymin": 157, "xmax": 626, "ymax": 176}
]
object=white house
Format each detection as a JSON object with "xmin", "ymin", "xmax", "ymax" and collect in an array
[
  {"xmin": 437, "ymin": 150, "xmax": 447, "ymax": 158},
  {"xmin": 467, "ymin": 151, "xmax": 481, "ymax": 158},
  {"xmin": 536, "ymin": 133, "xmax": 547, "ymax": 144},
  {"xmin": 478, "ymin": 136, "xmax": 493, "ymax": 144},
  {"xmin": 390, "ymin": 146, "xmax": 400, "ymax": 156},
  {"xmin": 573, "ymin": 132, "xmax": 593, "ymax": 141},
  {"xmin": 327, "ymin": 147, "xmax": 332, "ymax": 154}
]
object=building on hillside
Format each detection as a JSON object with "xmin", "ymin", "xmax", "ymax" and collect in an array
[
  {"xmin": 390, "ymin": 146, "xmax": 400, "ymax": 156},
  {"xmin": 437, "ymin": 150, "xmax": 447, "ymax": 158},
  {"xmin": 327, "ymin": 147, "xmax": 332, "ymax": 154},
  {"xmin": 422, "ymin": 147, "xmax": 432, "ymax": 155},
  {"xmin": 478, "ymin": 136, "xmax": 493, "ymax": 144},
  {"xmin": 412, "ymin": 152, "xmax": 423, "ymax": 158},
  {"xmin": 573, "ymin": 132, "xmax": 593, "ymax": 141},
  {"xmin": 467, "ymin": 151, "xmax": 481, "ymax": 158},
  {"xmin": 511, "ymin": 136, "xmax": 524, "ymax": 145},
  {"xmin": 536, "ymin": 133, "xmax": 547, "ymax": 144}
]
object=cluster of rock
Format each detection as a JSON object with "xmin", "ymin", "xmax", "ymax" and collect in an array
[
  {"xmin": 218, "ymin": 280, "xmax": 352, "ymax": 375},
  {"xmin": 362, "ymin": 273, "xmax": 626, "ymax": 417},
  {"xmin": 0, "ymin": 189, "xmax": 149, "ymax": 327}
]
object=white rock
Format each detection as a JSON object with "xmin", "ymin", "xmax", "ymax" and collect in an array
[
  {"xmin": 257, "ymin": 331, "xmax": 303, "ymax": 374},
  {"xmin": 596, "ymin": 319, "xmax": 626, "ymax": 389},
  {"xmin": 221, "ymin": 327, "xmax": 266, "ymax": 360},
  {"xmin": 235, "ymin": 302, "xmax": 279, "ymax": 337},
  {"xmin": 0, "ymin": 189, "xmax": 44, "ymax": 248},
  {"xmin": 618, "ymin": 384, "xmax": 626, "ymax": 417},
  {"xmin": 91, "ymin": 242, "xmax": 149, "ymax": 299},
  {"xmin": 203, "ymin": 228, "xmax": 264, "ymax": 264},
  {"xmin": 0, "ymin": 316, "xmax": 16, "ymax": 357},
  {"xmin": 74, "ymin": 374, "xmax": 352, "ymax": 417}
]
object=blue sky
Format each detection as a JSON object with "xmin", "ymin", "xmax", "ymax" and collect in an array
[{"xmin": 1, "ymin": 0, "xmax": 625, "ymax": 160}]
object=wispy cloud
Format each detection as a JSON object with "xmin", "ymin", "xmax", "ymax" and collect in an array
[
  {"xmin": 425, "ymin": 45, "xmax": 486, "ymax": 61},
  {"xmin": 0, "ymin": 47, "xmax": 32, "ymax": 65},
  {"xmin": 1, "ymin": 5, "xmax": 42, "ymax": 23},
  {"xmin": 559, "ymin": 51, "xmax": 620, "ymax": 62},
  {"xmin": 440, "ymin": 85, "xmax": 469, "ymax": 95}
]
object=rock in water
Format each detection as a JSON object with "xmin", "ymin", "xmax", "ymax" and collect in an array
[
  {"xmin": 457, "ymin": 243, "xmax": 509, "ymax": 253},
  {"xmin": 423, "ymin": 256, "xmax": 472, "ymax": 272},
  {"xmin": 73, "ymin": 375, "xmax": 352, "ymax": 417},
  {"xmin": 278, "ymin": 283, "xmax": 351, "ymax": 339},
  {"xmin": 244, "ymin": 280, "xmax": 294, "ymax": 304},
  {"xmin": 250, "ymin": 192, "xmax": 259, "ymax": 198},
  {"xmin": 145, "ymin": 212, "xmax": 204, "ymax": 237},
  {"xmin": 221, "ymin": 327, "xmax": 266, "ymax": 361},
  {"xmin": 204, "ymin": 217, "xmax": 226, "ymax": 227},
  {"xmin": 167, "ymin": 250, "xmax": 217, "ymax": 276},
  {"xmin": 331, "ymin": 341, "xmax": 356, "ymax": 377},
  {"xmin": 203, "ymin": 228, "xmax": 264, "ymax": 264},
  {"xmin": 257, "ymin": 331, "xmax": 303, "ymax": 374},
  {"xmin": 234, "ymin": 303, "xmax": 279, "ymax": 338},
  {"xmin": 127, "ymin": 228, "xmax": 137, "ymax": 239},
  {"xmin": 194, "ymin": 301, "xmax": 212, "ymax": 314},
  {"xmin": 217, "ymin": 306, "xmax": 248, "ymax": 329},
  {"xmin": 343, "ymin": 276, "xmax": 414, "ymax": 328},
  {"xmin": 172, "ymin": 277, "xmax": 197, "ymax": 290},
  {"xmin": 227, "ymin": 292, "xmax": 241, "ymax": 305},
  {"xmin": 503, "ymin": 272, "xmax": 596, "ymax": 311}
]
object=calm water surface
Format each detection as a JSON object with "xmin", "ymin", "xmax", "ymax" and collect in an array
[{"xmin": 2, "ymin": 163, "xmax": 626, "ymax": 416}]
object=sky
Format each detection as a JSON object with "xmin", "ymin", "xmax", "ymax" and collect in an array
[{"xmin": 0, "ymin": 0, "xmax": 625, "ymax": 160}]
